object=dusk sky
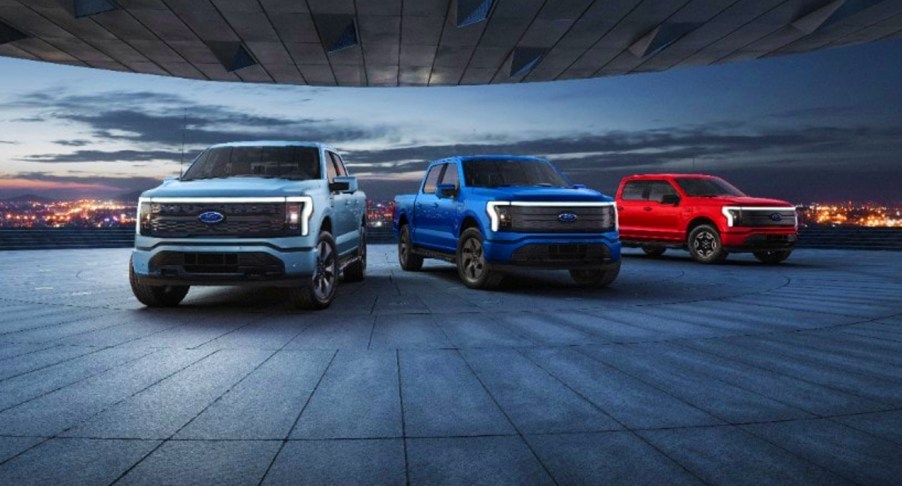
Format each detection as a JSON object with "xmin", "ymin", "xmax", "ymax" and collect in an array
[{"xmin": 1, "ymin": 36, "xmax": 901, "ymax": 203}]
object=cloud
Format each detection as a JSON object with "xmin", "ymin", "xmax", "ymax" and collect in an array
[
  {"xmin": 8, "ymin": 172, "xmax": 163, "ymax": 194},
  {"xmin": 11, "ymin": 89, "xmax": 393, "ymax": 150},
  {"xmin": 21, "ymin": 149, "xmax": 188, "ymax": 164},
  {"xmin": 0, "ymin": 140, "xmax": 16, "ymax": 145},
  {"xmin": 53, "ymin": 139, "xmax": 92, "ymax": 147},
  {"xmin": 343, "ymin": 124, "xmax": 902, "ymax": 175},
  {"xmin": 766, "ymin": 106, "xmax": 857, "ymax": 119}
]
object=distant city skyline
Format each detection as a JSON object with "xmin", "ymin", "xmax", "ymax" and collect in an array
[{"xmin": 1, "ymin": 37, "xmax": 902, "ymax": 203}]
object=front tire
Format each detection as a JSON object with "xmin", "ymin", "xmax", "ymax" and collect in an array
[
  {"xmin": 688, "ymin": 224, "xmax": 728, "ymax": 264},
  {"xmin": 456, "ymin": 228, "xmax": 503, "ymax": 289},
  {"xmin": 288, "ymin": 231, "xmax": 339, "ymax": 310},
  {"xmin": 344, "ymin": 223, "xmax": 367, "ymax": 282},
  {"xmin": 754, "ymin": 250, "xmax": 792, "ymax": 264},
  {"xmin": 398, "ymin": 225, "xmax": 423, "ymax": 271},
  {"xmin": 570, "ymin": 260, "xmax": 621, "ymax": 288},
  {"xmin": 129, "ymin": 259, "xmax": 189, "ymax": 307}
]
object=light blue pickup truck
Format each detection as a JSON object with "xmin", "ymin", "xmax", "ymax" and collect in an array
[
  {"xmin": 130, "ymin": 141, "xmax": 367, "ymax": 309},
  {"xmin": 394, "ymin": 155, "xmax": 621, "ymax": 289}
]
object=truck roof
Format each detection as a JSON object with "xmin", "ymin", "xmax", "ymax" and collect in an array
[
  {"xmin": 623, "ymin": 173, "xmax": 719, "ymax": 180},
  {"xmin": 430, "ymin": 155, "xmax": 549, "ymax": 165},
  {"xmin": 206, "ymin": 141, "xmax": 338, "ymax": 152}
]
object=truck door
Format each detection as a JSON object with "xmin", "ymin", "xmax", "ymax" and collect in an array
[
  {"xmin": 326, "ymin": 152, "xmax": 355, "ymax": 256},
  {"xmin": 646, "ymin": 181, "xmax": 683, "ymax": 241},
  {"xmin": 433, "ymin": 163, "xmax": 461, "ymax": 253},
  {"xmin": 617, "ymin": 180, "xmax": 652, "ymax": 239},
  {"xmin": 413, "ymin": 164, "xmax": 444, "ymax": 250}
]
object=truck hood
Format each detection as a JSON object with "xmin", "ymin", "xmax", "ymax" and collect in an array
[
  {"xmin": 702, "ymin": 196, "xmax": 794, "ymax": 207},
  {"xmin": 141, "ymin": 177, "xmax": 321, "ymax": 199},
  {"xmin": 469, "ymin": 186, "xmax": 613, "ymax": 203}
]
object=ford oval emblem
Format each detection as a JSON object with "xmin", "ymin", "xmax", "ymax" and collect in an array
[
  {"xmin": 198, "ymin": 211, "xmax": 225, "ymax": 225},
  {"xmin": 558, "ymin": 212, "xmax": 579, "ymax": 223},
  {"xmin": 769, "ymin": 213, "xmax": 783, "ymax": 222}
]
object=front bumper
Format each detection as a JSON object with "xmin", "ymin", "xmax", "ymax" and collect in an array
[
  {"xmin": 131, "ymin": 235, "xmax": 316, "ymax": 287},
  {"xmin": 483, "ymin": 231, "xmax": 621, "ymax": 270},
  {"xmin": 721, "ymin": 228, "xmax": 798, "ymax": 252}
]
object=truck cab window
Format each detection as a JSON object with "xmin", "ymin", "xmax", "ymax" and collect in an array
[
  {"xmin": 422, "ymin": 165, "xmax": 442, "ymax": 194},
  {"xmin": 648, "ymin": 181, "xmax": 678, "ymax": 203},
  {"xmin": 326, "ymin": 152, "xmax": 339, "ymax": 182},
  {"xmin": 440, "ymin": 163, "xmax": 459, "ymax": 189},
  {"xmin": 330, "ymin": 152, "xmax": 348, "ymax": 177},
  {"xmin": 621, "ymin": 181, "xmax": 649, "ymax": 201}
]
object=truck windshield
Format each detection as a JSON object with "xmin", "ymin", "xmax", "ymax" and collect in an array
[
  {"xmin": 675, "ymin": 177, "xmax": 745, "ymax": 197},
  {"xmin": 182, "ymin": 146, "xmax": 321, "ymax": 181},
  {"xmin": 463, "ymin": 159, "xmax": 569, "ymax": 188}
]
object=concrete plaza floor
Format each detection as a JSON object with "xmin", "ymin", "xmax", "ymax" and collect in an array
[{"xmin": 0, "ymin": 245, "xmax": 900, "ymax": 485}]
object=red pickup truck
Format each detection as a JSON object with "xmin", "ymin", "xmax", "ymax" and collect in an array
[{"xmin": 615, "ymin": 174, "xmax": 798, "ymax": 264}]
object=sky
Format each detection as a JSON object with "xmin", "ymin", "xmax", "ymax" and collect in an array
[{"xmin": 1, "ymin": 36, "xmax": 901, "ymax": 203}]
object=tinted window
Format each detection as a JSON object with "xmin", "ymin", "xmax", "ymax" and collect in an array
[
  {"xmin": 649, "ymin": 181, "xmax": 678, "ymax": 203},
  {"xmin": 325, "ymin": 153, "xmax": 339, "ymax": 182},
  {"xmin": 621, "ymin": 181, "xmax": 649, "ymax": 201},
  {"xmin": 440, "ymin": 163, "xmax": 459, "ymax": 189},
  {"xmin": 676, "ymin": 177, "xmax": 745, "ymax": 197},
  {"xmin": 463, "ymin": 159, "xmax": 568, "ymax": 188},
  {"xmin": 330, "ymin": 152, "xmax": 348, "ymax": 176},
  {"xmin": 422, "ymin": 165, "xmax": 442, "ymax": 194},
  {"xmin": 183, "ymin": 146, "xmax": 320, "ymax": 181}
]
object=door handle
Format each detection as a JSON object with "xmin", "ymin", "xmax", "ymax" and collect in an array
[
  {"xmin": 643, "ymin": 207, "xmax": 653, "ymax": 211},
  {"xmin": 617, "ymin": 206, "xmax": 624, "ymax": 211},
  {"xmin": 433, "ymin": 202, "xmax": 439, "ymax": 208}
]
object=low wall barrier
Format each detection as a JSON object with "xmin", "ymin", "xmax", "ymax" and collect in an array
[{"xmin": 1, "ymin": 227, "xmax": 900, "ymax": 251}]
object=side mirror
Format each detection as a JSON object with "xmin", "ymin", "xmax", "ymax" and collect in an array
[
  {"xmin": 435, "ymin": 183, "xmax": 457, "ymax": 198},
  {"xmin": 330, "ymin": 176, "xmax": 358, "ymax": 194},
  {"xmin": 661, "ymin": 194, "xmax": 681, "ymax": 205}
]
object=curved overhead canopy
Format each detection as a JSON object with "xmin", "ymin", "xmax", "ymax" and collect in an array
[{"xmin": 0, "ymin": 0, "xmax": 899, "ymax": 87}]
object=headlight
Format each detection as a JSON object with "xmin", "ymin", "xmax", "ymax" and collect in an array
[
  {"xmin": 138, "ymin": 201, "xmax": 153, "ymax": 235},
  {"xmin": 287, "ymin": 197, "xmax": 314, "ymax": 236},
  {"xmin": 722, "ymin": 207, "xmax": 742, "ymax": 227},
  {"xmin": 486, "ymin": 202, "xmax": 512, "ymax": 232},
  {"xmin": 286, "ymin": 203, "xmax": 302, "ymax": 232}
]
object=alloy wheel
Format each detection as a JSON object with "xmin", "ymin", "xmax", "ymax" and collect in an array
[{"xmin": 313, "ymin": 239, "xmax": 336, "ymax": 301}]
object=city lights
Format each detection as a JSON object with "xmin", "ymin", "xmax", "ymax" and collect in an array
[
  {"xmin": 798, "ymin": 203, "xmax": 902, "ymax": 228},
  {"xmin": 0, "ymin": 199, "xmax": 137, "ymax": 229},
  {"xmin": 3, "ymin": 198, "xmax": 899, "ymax": 230}
]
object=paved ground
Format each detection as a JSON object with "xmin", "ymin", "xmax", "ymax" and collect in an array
[{"xmin": 0, "ymin": 245, "xmax": 900, "ymax": 485}]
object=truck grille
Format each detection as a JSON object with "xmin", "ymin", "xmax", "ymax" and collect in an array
[
  {"xmin": 150, "ymin": 252, "xmax": 284, "ymax": 275},
  {"xmin": 510, "ymin": 205, "xmax": 615, "ymax": 233},
  {"xmin": 149, "ymin": 203, "xmax": 289, "ymax": 238},
  {"xmin": 740, "ymin": 209, "xmax": 797, "ymax": 228},
  {"xmin": 511, "ymin": 244, "xmax": 611, "ymax": 265}
]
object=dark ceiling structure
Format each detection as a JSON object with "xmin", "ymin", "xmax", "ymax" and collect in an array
[{"xmin": 0, "ymin": 0, "xmax": 900, "ymax": 86}]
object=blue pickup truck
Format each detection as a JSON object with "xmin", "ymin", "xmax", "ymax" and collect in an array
[
  {"xmin": 393, "ymin": 156, "xmax": 621, "ymax": 289},
  {"xmin": 131, "ymin": 141, "xmax": 367, "ymax": 310}
]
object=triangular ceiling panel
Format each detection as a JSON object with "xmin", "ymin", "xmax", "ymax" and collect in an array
[
  {"xmin": 458, "ymin": 0, "xmax": 495, "ymax": 28},
  {"xmin": 207, "ymin": 42, "xmax": 258, "ymax": 73},
  {"xmin": 315, "ymin": 15, "xmax": 359, "ymax": 53},
  {"xmin": 0, "ymin": 20, "xmax": 28, "ymax": 45},
  {"xmin": 793, "ymin": 0, "xmax": 884, "ymax": 34},
  {"xmin": 510, "ymin": 47, "xmax": 547, "ymax": 77},
  {"xmin": 629, "ymin": 22, "xmax": 701, "ymax": 59},
  {"xmin": 61, "ymin": 0, "xmax": 120, "ymax": 19}
]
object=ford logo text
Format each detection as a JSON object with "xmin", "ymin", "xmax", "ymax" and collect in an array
[
  {"xmin": 769, "ymin": 213, "xmax": 783, "ymax": 222},
  {"xmin": 198, "ymin": 211, "xmax": 225, "ymax": 225},
  {"xmin": 558, "ymin": 212, "xmax": 579, "ymax": 223}
]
